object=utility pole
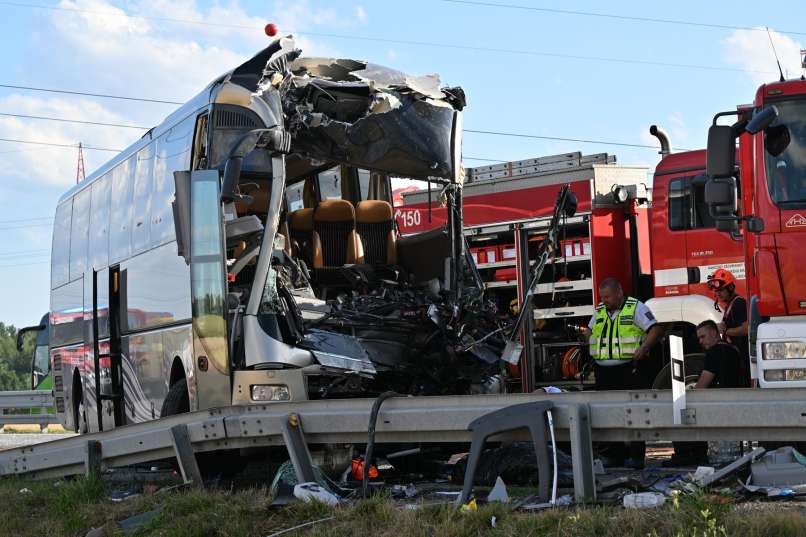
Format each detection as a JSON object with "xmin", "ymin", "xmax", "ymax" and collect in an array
[{"xmin": 76, "ymin": 142, "xmax": 86, "ymax": 184}]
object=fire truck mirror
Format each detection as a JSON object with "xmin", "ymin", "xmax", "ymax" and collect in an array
[
  {"xmin": 704, "ymin": 177, "xmax": 736, "ymax": 207},
  {"xmin": 715, "ymin": 218, "xmax": 739, "ymax": 234},
  {"xmin": 746, "ymin": 105, "xmax": 779, "ymax": 135},
  {"xmin": 706, "ymin": 125, "xmax": 736, "ymax": 178}
]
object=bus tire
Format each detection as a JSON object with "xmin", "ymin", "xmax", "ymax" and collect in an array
[
  {"xmin": 161, "ymin": 379, "xmax": 189, "ymax": 417},
  {"xmin": 74, "ymin": 390, "xmax": 88, "ymax": 435}
]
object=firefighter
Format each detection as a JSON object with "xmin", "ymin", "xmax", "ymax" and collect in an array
[
  {"xmin": 582, "ymin": 277, "xmax": 664, "ymax": 467},
  {"xmin": 707, "ymin": 268, "xmax": 750, "ymax": 387}
]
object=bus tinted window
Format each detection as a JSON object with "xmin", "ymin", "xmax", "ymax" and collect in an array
[
  {"xmin": 110, "ymin": 157, "xmax": 135, "ymax": 263},
  {"xmin": 51, "ymin": 201, "xmax": 72, "ymax": 289},
  {"xmin": 89, "ymin": 175, "xmax": 110, "ymax": 270},
  {"xmin": 152, "ymin": 117, "xmax": 193, "ymax": 247},
  {"xmin": 69, "ymin": 188, "xmax": 90, "ymax": 280},
  {"xmin": 318, "ymin": 167, "xmax": 342, "ymax": 200},
  {"xmin": 132, "ymin": 144, "xmax": 154, "ymax": 253}
]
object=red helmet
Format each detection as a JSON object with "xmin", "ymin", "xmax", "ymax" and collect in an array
[{"xmin": 707, "ymin": 268, "xmax": 736, "ymax": 291}]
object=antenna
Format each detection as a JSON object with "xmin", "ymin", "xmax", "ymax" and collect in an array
[
  {"xmin": 76, "ymin": 142, "xmax": 86, "ymax": 184},
  {"xmin": 766, "ymin": 27, "xmax": 785, "ymax": 82}
]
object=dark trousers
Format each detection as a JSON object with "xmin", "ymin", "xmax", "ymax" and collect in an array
[{"xmin": 595, "ymin": 362, "xmax": 651, "ymax": 465}]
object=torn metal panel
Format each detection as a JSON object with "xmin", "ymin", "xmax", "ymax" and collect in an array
[
  {"xmin": 299, "ymin": 329, "xmax": 376, "ymax": 376},
  {"xmin": 280, "ymin": 49, "xmax": 464, "ymax": 181}
]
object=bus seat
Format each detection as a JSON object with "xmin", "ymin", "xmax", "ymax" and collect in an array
[
  {"xmin": 356, "ymin": 200, "xmax": 396, "ymax": 265},
  {"xmin": 278, "ymin": 219, "xmax": 293, "ymax": 257},
  {"xmin": 312, "ymin": 200, "xmax": 361, "ymax": 271},
  {"xmin": 288, "ymin": 208, "xmax": 314, "ymax": 263}
]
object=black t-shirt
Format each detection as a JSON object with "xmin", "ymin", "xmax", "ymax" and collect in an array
[
  {"xmin": 723, "ymin": 295, "xmax": 750, "ymax": 386},
  {"xmin": 703, "ymin": 342, "xmax": 743, "ymax": 388}
]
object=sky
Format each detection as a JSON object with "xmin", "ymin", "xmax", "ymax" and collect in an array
[{"xmin": 0, "ymin": 0, "xmax": 804, "ymax": 328}]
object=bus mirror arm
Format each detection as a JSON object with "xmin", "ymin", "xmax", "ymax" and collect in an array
[
  {"xmin": 221, "ymin": 128, "xmax": 291, "ymax": 203},
  {"xmin": 16, "ymin": 324, "xmax": 44, "ymax": 353}
]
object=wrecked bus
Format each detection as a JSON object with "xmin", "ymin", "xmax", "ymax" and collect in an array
[{"xmin": 48, "ymin": 37, "xmax": 504, "ymax": 434}]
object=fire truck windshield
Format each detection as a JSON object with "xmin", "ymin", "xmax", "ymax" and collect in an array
[{"xmin": 764, "ymin": 99, "xmax": 806, "ymax": 206}]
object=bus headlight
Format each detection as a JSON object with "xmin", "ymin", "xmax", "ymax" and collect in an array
[
  {"xmin": 251, "ymin": 384, "xmax": 291, "ymax": 401},
  {"xmin": 762, "ymin": 341, "xmax": 806, "ymax": 360}
]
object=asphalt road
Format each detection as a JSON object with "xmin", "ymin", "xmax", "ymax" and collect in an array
[{"xmin": 0, "ymin": 433, "xmax": 76, "ymax": 451}]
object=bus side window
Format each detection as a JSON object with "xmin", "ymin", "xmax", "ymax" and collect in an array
[
  {"xmin": 153, "ymin": 116, "xmax": 194, "ymax": 247},
  {"xmin": 317, "ymin": 167, "xmax": 342, "ymax": 201},
  {"xmin": 69, "ymin": 188, "xmax": 91, "ymax": 281},
  {"xmin": 110, "ymin": 157, "xmax": 135, "ymax": 263},
  {"xmin": 132, "ymin": 143, "xmax": 154, "ymax": 254},
  {"xmin": 51, "ymin": 201, "xmax": 72, "ymax": 288},
  {"xmin": 89, "ymin": 174, "xmax": 111, "ymax": 270}
]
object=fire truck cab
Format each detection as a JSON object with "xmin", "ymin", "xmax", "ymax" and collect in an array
[{"xmin": 707, "ymin": 79, "xmax": 806, "ymax": 387}]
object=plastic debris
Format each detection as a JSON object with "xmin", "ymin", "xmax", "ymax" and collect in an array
[
  {"xmin": 691, "ymin": 466, "xmax": 715, "ymax": 485},
  {"xmin": 490, "ymin": 516, "xmax": 497, "ymax": 528},
  {"xmin": 460, "ymin": 498, "xmax": 478, "ymax": 512},
  {"xmin": 623, "ymin": 492, "xmax": 666, "ymax": 509},
  {"xmin": 18, "ymin": 488, "xmax": 31, "ymax": 494},
  {"xmin": 391, "ymin": 483, "xmax": 418, "ymax": 499},
  {"xmin": 486, "ymin": 476, "xmax": 510, "ymax": 503},
  {"xmin": 698, "ymin": 447, "xmax": 765, "ymax": 487},
  {"xmin": 109, "ymin": 483, "xmax": 143, "ymax": 502},
  {"xmin": 751, "ymin": 446, "xmax": 806, "ymax": 488},
  {"xmin": 593, "ymin": 459, "xmax": 605, "ymax": 475},
  {"xmin": 293, "ymin": 483, "xmax": 341, "ymax": 507}
]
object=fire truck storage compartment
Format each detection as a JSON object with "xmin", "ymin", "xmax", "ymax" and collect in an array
[{"xmin": 451, "ymin": 154, "xmax": 648, "ymax": 389}]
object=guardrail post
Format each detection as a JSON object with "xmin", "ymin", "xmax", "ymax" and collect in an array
[
  {"xmin": 569, "ymin": 403, "xmax": 596, "ymax": 503},
  {"xmin": 84, "ymin": 440, "xmax": 102, "ymax": 477},
  {"xmin": 281, "ymin": 413, "xmax": 317, "ymax": 484},
  {"xmin": 170, "ymin": 424, "xmax": 203, "ymax": 487}
]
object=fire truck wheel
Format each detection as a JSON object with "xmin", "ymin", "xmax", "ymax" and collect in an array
[{"xmin": 161, "ymin": 379, "xmax": 190, "ymax": 417}]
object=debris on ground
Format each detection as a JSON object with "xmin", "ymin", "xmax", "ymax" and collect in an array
[
  {"xmin": 623, "ymin": 492, "xmax": 666, "ymax": 509},
  {"xmin": 293, "ymin": 483, "xmax": 341, "ymax": 507},
  {"xmin": 270, "ymin": 460, "xmax": 347, "ymax": 503},
  {"xmin": 460, "ymin": 498, "xmax": 477, "ymax": 512},
  {"xmin": 750, "ymin": 446, "xmax": 806, "ymax": 488},
  {"xmin": 486, "ymin": 476, "xmax": 509, "ymax": 503},
  {"xmin": 266, "ymin": 516, "xmax": 336, "ymax": 537}
]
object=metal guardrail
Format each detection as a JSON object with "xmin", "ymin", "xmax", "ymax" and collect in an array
[
  {"xmin": 0, "ymin": 390, "xmax": 59, "ymax": 427},
  {"xmin": 3, "ymin": 387, "xmax": 806, "ymax": 487}
]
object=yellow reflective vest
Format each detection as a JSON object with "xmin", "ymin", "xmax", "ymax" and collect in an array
[{"xmin": 589, "ymin": 297, "xmax": 645, "ymax": 364}]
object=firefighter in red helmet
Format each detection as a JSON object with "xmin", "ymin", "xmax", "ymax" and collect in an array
[{"xmin": 707, "ymin": 268, "xmax": 750, "ymax": 387}]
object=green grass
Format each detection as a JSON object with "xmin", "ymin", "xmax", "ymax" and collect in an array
[{"xmin": 1, "ymin": 476, "xmax": 806, "ymax": 537}]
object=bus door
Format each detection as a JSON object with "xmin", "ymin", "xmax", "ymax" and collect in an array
[{"xmin": 91, "ymin": 267, "xmax": 124, "ymax": 430}]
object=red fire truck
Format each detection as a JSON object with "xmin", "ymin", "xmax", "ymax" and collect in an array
[
  {"xmin": 706, "ymin": 78, "xmax": 806, "ymax": 388},
  {"xmin": 398, "ymin": 129, "xmax": 744, "ymax": 388}
]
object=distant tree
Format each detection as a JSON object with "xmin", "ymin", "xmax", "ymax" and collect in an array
[{"xmin": 0, "ymin": 322, "xmax": 31, "ymax": 391}]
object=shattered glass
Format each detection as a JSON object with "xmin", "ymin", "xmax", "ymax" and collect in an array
[{"xmin": 259, "ymin": 268, "xmax": 283, "ymax": 314}]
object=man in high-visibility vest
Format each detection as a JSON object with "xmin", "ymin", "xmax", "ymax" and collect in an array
[{"xmin": 582, "ymin": 277, "xmax": 664, "ymax": 467}]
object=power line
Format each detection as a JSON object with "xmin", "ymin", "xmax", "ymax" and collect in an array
[
  {"xmin": 464, "ymin": 129, "xmax": 690, "ymax": 151},
  {"xmin": 0, "ymin": 84, "xmax": 182, "ymax": 105},
  {"xmin": 0, "ymin": 112, "xmax": 149, "ymax": 130},
  {"xmin": 440, "ymin": 0, "xmax": 806, "ymax": 37},
  {"xmin": 0, "ymin": 217, "xmax": 51, "ymax": 224},
  {"xmin": 0, "ymin": 138, "xmax": 121, "ymax": 152},
  {"xmin": 0, "ymin": 260, "xmax": 49, "ymax": 268},
  {"xmin": 0, "ymin": 3, "xmax": 777, "ymax": 75}
]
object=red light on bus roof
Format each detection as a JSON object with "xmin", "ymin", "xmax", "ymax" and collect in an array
[{"xmin": 265, "ymin": 23, "xmax": 278, "ymax": 37}]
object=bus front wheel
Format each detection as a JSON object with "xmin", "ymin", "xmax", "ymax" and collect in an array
[{"xmin": 161, "ymin": 379, "xmax": 189, "ymax": 417}]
